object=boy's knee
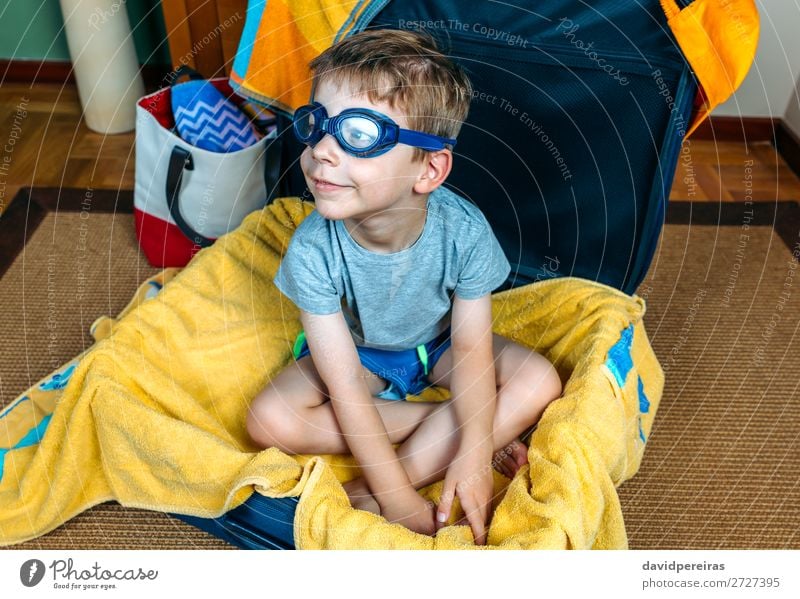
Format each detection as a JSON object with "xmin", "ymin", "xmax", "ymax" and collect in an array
[
  {"xmin": 504, "ymin": 356, "xmax": 562, "ymax": 415},
  {"xmin": 246, "ymin": 393, "xmax": 297, "ymax": 452},
  {"xmin": 539, "ymin": 362, "xmax": 562, "ymax": 402}
]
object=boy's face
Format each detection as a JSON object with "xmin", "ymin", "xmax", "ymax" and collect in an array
[{"xmin": 299, "ymin": 78, "xmax": 431, "ymax": 223}]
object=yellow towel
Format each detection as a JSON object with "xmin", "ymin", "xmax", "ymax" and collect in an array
[{"xmin": 0, "ymin": 198, "xmax": 662, "ymax": 548}]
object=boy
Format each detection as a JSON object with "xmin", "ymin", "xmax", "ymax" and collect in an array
[{"xmin": 247, "ymin": 29, "xmax": 562, "ymax": 545}]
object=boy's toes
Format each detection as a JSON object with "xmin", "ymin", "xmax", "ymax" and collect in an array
[
  {"xmin": 492, "ymin": 452, "xmax": 512, "ymax": 478},
  {"xmin": 492, "ymin": 439, "xmax": 529, "ymax": 478},
  {"xmin": 509, "ymin": 438, "xmax": 529, "ymax": 466}
]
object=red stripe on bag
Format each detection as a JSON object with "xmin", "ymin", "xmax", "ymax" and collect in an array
[{"xmin": 134, "ymin": 209, "xmax": 214, "ymax": 267}]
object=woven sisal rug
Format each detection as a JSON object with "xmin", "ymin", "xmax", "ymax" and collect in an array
[{"xmin": 1, "ymin": 188, "xmax": 798, "ymax": 549}]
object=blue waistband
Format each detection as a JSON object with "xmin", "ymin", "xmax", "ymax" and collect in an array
[{"xmin": 292, "ymin": 328, "xmax": 452, "ymax": 399}]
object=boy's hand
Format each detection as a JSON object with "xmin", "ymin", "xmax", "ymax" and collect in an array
[
  {"xmin": 379, "ymin": 488, "xmax": 437, "ymax": 537},
  {"xmin": 436, "ymin": 441, "xmax": 494, "ymax": 545}
]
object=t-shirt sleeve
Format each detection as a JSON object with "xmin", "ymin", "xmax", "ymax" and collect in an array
[
  {"xmin": 454, "ymin": 212, "xmax": 511, "ymax": 300},
  {"xmin": 273, "ymin": 213, "xmax": 342, "ymax": 315}
]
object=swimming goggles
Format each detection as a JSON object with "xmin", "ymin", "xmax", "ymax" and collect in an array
[{"xmin": 292, "ymin": 102, "xmax": 457, "ymax": 158}]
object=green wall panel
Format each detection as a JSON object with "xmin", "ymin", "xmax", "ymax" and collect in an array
[{"xmin": 0, "ymin": 0, "xmax": 170, "ymax": 64}]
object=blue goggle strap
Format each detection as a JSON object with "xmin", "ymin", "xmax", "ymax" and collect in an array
[{"xmin": 397, "ymin": 128, "xmax": 457, "ymax": 151}]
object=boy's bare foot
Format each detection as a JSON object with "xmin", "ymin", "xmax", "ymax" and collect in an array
[
  {"xmin": 493, "ymin": 438, "xmax": 528, "ymax": 478},
  {"xmin": 343, "ymin": 477, "xmax": 381, "ymax": 515}
]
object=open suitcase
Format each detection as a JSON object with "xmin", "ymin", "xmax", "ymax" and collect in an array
[{"xmin": 171, "ymin": 0, "xmax": 757, "ymax": 548}]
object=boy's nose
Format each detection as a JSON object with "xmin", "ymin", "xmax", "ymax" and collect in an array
[{"xmin": 310, "ymin": 132, "xmax": 342, "ymax": 166}]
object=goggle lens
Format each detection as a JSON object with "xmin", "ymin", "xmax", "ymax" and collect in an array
[
  {"xmin": 339, "ymin": 116, "xmax": 380, "ymax": 150},
  {"xmin": 294, "ymin": 107, "xmax": 317, "ymax": 141}
]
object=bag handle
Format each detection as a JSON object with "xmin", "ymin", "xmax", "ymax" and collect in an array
[
  {"xmin": 166, "ymin": 146, "xmax": 215, "ymax": 248},
  {"xmin": 165, "ymin": 66, "xmax": 219, "ymax": 248},
  {"xmin": 263, "ymin": 134, "xmax": 282, "ymax": 204},
  {"xmin": 166, "ymin": 139, "xmax": 283, "ymax": 248}
]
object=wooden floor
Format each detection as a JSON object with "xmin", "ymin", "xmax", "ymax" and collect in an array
[
  {"xmin": 1, "ymin": 82, "xmax": 800, "ymax": 215},
  {"xmin": 0, "ymin": 84, "xmax": 136, "ymax": 213}
]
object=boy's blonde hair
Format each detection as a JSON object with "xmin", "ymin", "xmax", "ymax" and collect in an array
[{"xmin": 309, "ymin": 29, "xmax": 473, "ymax": 161}]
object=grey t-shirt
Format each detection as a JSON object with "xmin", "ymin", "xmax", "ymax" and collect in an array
[{"xmin": 274, "ymin": 186, "xmax": 511, "ymax": 350}]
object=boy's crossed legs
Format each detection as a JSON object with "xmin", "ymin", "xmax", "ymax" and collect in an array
[{"xmin": 247, "ymin": 334, "xmax": 562, "ymax": 516}]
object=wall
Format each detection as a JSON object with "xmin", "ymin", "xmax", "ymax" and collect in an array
[{"xmin": 0, "ymin": 0, "xmax": 170, "ymax": 65}]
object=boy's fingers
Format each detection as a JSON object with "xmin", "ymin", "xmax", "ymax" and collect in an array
[
  {"xmin": 436, "ymin": 485, "xmax": 455, "ymax": 530},
  {"xmin": 459, "ymin": 493, "xmax": 488, "ymax": 546},
  {"xmin": 465, "ymin": 505, "xmax": 487, "ymax": 545}
]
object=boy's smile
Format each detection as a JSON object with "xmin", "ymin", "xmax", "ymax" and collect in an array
[
  {"xmin": 299, "ymin": 79, "xmax": 451, "ymax": 253},
  {"xmin": 311, "ymin": 177, "xmax": 350, "ymax": 193}
]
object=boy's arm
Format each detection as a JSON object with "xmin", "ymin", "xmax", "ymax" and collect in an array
[
  {"xmin": 436, "ymin": 293, "xmax": 497, "ymax": 544},
  {"xmin": 300, "ymin": 310, "xmax": 423, "ymax": 510}
]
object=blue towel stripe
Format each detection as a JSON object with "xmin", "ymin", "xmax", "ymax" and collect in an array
[
  {"xmin": 38, "ymin": 363, "xmax": 77, "ymax": 391},
  {"xmin": 0, "ymin": 413, "xmax": 52, "ymax": 483},
  {"xmin": 605, "ymin": 325, "xmax": 634, "ymax": 387},
  {"xmin": 232, "ymin": 0, "xmax": 268, "ymax": 80},
  {"xmin": 637, "ymin": 375, "xmax": 651, "ymax": 413},
  {"xmin": 0, "ymin": 363, "xmax": 70, "ymax": 482},
  {"xmin": 145, "ymin": 281, "xmax": 163, "ymax": 300},
  {"xmin": 350, "ymin": 0, "xmax": 393, "ymax": 35},
  {"xmin": 637, "ymin": 376, "xmax": 650, "ymax": 443},
  {"xmin": 335, "ymin": 0, "xmax": 367, "ymax": 43}
]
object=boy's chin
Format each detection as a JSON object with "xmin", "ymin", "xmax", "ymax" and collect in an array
[{"xmin": 312, "ymin": 196, "xmax": 352, "ymax": 220}]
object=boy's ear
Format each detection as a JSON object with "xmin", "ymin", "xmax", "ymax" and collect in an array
[{"xmin": 413, "ymin": 149, "xmax": 452, "ymax": 194}]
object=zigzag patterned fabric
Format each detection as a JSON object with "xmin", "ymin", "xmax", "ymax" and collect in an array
[{"xmin": 172, "ymin": 80, "xmax": 260, "ymax": 153}]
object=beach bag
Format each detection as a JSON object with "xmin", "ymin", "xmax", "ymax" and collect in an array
[{"xmin": 134, "ymin": 67, "xmax": 281, "ymax": 267}]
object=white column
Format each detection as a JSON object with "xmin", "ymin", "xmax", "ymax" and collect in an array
[{"xmin": 58, "ymin": 0, "xmax": 146, "ymax": 134}]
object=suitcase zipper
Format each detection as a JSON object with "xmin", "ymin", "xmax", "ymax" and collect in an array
[{"xmin": 448, "ymin": 33, "xmax": 684, "ymax": 77}]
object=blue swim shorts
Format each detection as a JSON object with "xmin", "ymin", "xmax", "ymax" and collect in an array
[{"xmin": 292, "ymin": 328, "xmax": 452, "ymax": 401}]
